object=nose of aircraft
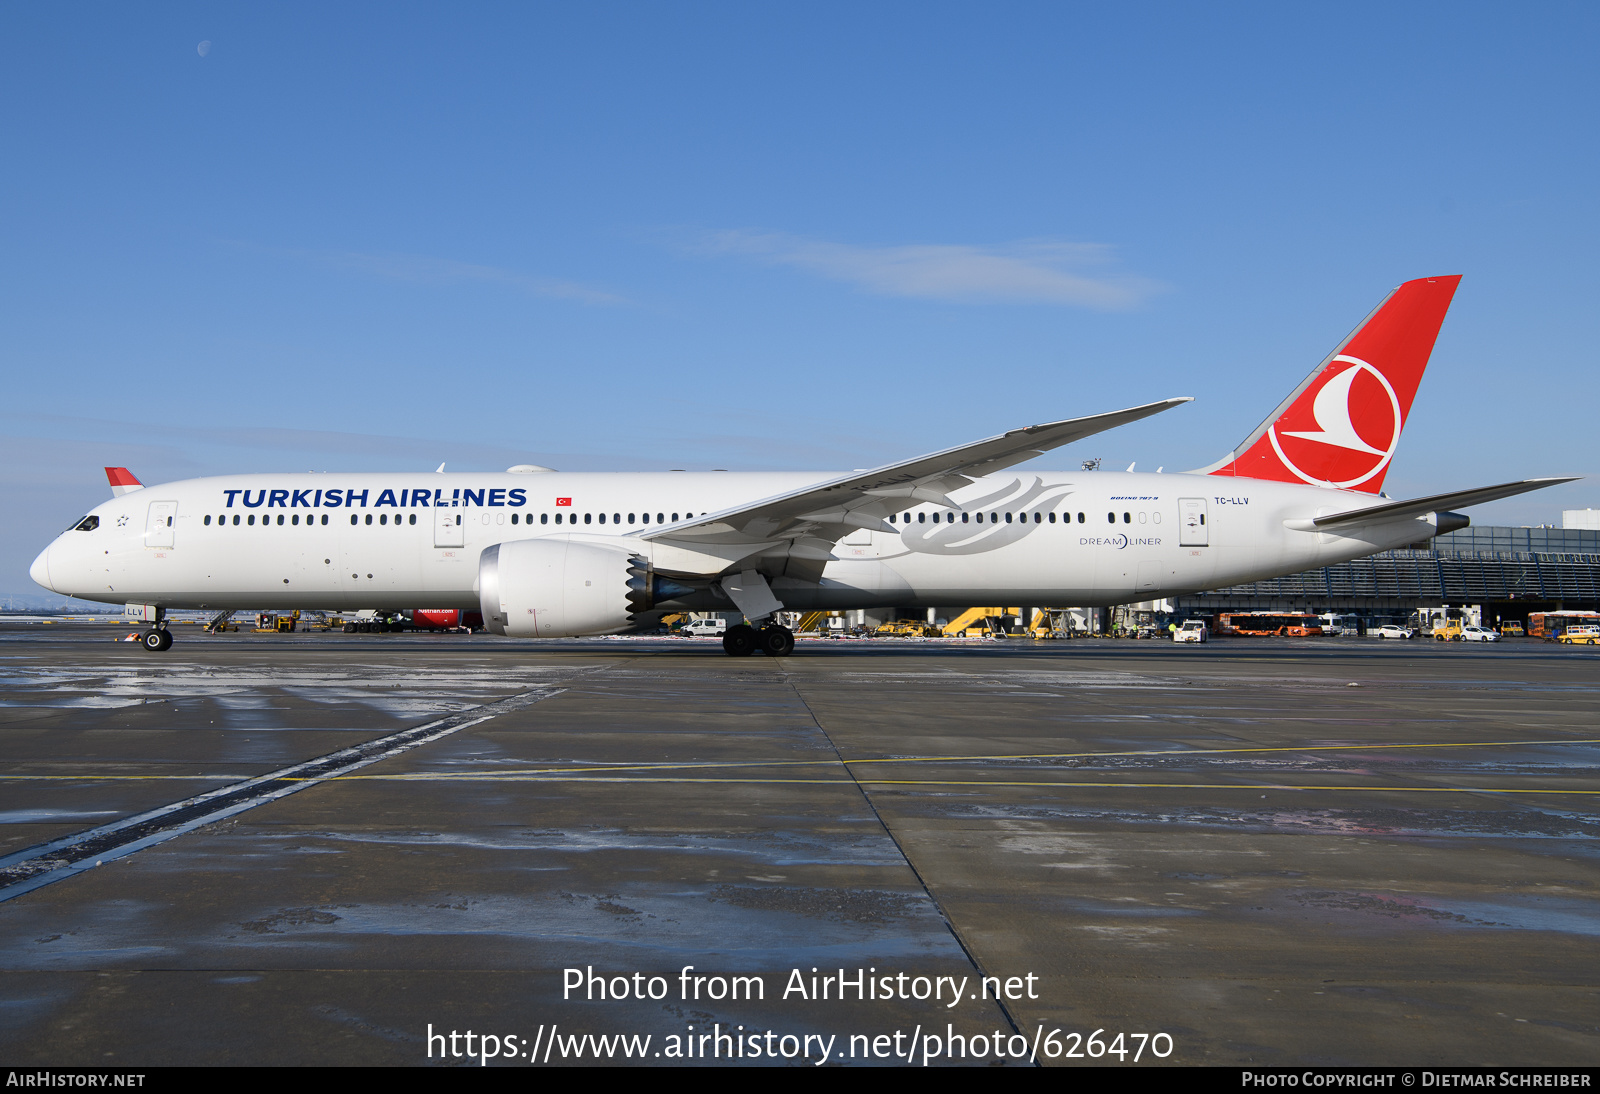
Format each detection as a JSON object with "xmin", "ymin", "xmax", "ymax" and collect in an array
[{"xmin": 30, "ymin": 546, "xmax": 54, "ymax": 592}]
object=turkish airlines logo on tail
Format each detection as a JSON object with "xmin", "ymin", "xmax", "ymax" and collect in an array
[
  {"xmin": 1267, "ymin": 355, "xmax": 1402, "ymax": 488},
  {"xmin": 1207, "ymin": 276, "xmax": 1459, "ymax": 494}
]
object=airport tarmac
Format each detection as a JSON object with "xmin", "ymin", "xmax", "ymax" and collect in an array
[{"xmin": 0, "ymin": 626, "xmax": 1596, "ymax": 1067}]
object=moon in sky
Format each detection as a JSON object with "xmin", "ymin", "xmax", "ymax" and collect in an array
[{"xmin": 197, "ymin": 40, "xmax": 211, "ymax": 57}]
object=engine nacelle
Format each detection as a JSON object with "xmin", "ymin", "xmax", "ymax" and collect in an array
[{"xmin": 478, "ymin": 538, "xmax": 696, "ymax": 637}]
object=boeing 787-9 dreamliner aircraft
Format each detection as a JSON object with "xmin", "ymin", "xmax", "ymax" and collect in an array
[{"xmin": 30, "ymin": 276, "xmax": 1574, "ymax": 655}]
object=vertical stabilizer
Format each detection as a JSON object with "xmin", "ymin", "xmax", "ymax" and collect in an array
[
  {"xmin": 1199, "ymin": 275, "xmax": 1461, "ymax": 493},
  {"xmin": 105, "ymin": 467, "xmax": 144, "ymax": 498}
]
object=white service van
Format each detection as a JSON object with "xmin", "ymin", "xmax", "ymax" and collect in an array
[
  {"xmin": 1318, "ymin": 613, "xmax": 1361, "ymax": 636},
  {"xmin": 680, "ymin": 617, "xmax": 729, "ymax": 637}
]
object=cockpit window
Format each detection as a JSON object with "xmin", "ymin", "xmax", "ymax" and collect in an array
[{"xmin": 71, "ymin": 515, "xmax": 99, "ymax": 532}]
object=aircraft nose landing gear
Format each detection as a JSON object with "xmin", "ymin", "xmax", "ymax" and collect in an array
[{"xmin": 140, "ymin": 628, "xmax": 172, "ymax": 652}]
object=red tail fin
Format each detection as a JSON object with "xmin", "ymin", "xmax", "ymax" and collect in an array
[
  {"xmin": 1204, "ymin": 275, "xmax": 1461, "ymax": 492},
  {"xmin": 105, "ymin": 467, "xmax": 143, "ymax": 498}
]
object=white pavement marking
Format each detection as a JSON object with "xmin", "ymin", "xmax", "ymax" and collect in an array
[{"xmin": 0, "ymin": 686, "xmax": 567, "ymax": 903}]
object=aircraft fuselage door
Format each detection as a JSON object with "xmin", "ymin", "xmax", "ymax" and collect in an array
[
  {"xmin": 145, "ymin": 501, "xmax": 177, "ymax": 548},
  {"xmin": 434, "ymin": 506, "xmax": 465, "ymax": 548},
  {"xmin": 1179, "ymin": 497, "xmax": 1208, "ymax": 547}
]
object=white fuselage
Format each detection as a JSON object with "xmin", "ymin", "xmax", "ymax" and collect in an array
[{"xmin": 32, "ymin": 469, "xmax": 1441, "ymax": 620}]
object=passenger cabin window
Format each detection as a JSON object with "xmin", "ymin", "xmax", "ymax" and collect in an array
[
  {"xmin": 233, "ymin": 515, "xmax": 241, "ymax": 526},
  {"xmin": 203, "ymin": 515, "xmax": 211, "ymax": 526},
  {"xmin": 542, "ymin": 513, "xmax": 549, "ymax": 524}
]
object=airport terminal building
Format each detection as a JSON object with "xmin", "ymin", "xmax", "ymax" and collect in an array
[{"xmin": 1174, "ymin": 524, "xmax": 1600, "ymax": 626}]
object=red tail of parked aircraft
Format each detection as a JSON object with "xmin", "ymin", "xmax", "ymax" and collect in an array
[
  {"xmin": 104, "ymin": 467, "xmax": 144, "ymax": 498},
  {"xmin": 1201, "ymin": 275, "xmax": 1461, "ymax": 493}
]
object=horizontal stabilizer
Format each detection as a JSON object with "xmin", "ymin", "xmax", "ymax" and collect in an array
[
  {"xmin": 105, "ymin": 467, "xmax": 143, "ymax": 498},
  {"xmin": 1310, "ymin": 477, "xmax": 1580, "ymax": 529}
]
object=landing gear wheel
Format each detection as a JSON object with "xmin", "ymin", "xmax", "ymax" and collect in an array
[
  {"xmin": 141, "ymin": 629, "xmax": 171, "ymax": 652},
  {"xmin": 722, "ymin": 624, "xmax": 757, "ymax": 657},
  {"xmin": 758, "ymin": 625, "xmax": 795, "ymax": 657},
  {"xmin": 343, "ymin": 622, "xmax": 357, "ymax": 633}
]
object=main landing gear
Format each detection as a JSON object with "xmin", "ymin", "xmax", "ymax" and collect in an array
[
  {"xmin": 140, "ymin": 628, "xmax": 173, "ymax": 652},
  {"xmin": 721, "ymin": 623, "xmax": 795, "ymax": 657},
  {"xmin": 343, "ymin": 619, "xmax": 402, "ymax": 633}
]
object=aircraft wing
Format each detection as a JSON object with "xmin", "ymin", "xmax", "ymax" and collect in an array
[
  {"xmin": 635, "ymin": 397, "xmax": 1191, "ymax": 575},
  {"xmin": 1308, "ymin": 477, "xmax": 1580, "ymax": 529}
]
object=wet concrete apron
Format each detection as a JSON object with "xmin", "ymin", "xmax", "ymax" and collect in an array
[{"xmin": 0, "ymin": 630, "xmax": 1596, "ymax": 1065}]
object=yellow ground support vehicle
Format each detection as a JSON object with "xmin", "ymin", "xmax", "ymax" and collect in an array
[
  {"xmin": 1432, "ymin": 621, "xmax": 1465, "ymax": 642},
  {"xmin": 253, "ymin": 611, "xmax": 299, "ymax": 633},
  {"xmin": 874, "ymin": 619, "xmax": 939, "ymax": 637},
  {"xmin": 1499, "ymin": 621, "xmax": 1525, "ymax": 637},
  {"xmin": 941, "ymin": 607, "xmax": 1018, "ymax": 637},
  {"xmin": 1025, "ymin": 609, "xmax": 1078, "ymax": 639},
  {"xmin": 795, "ymin": 611, "xmax": 831, "ymax": 635},
  {"xmin": 1557, "ymin": 625, "xmax": 1600, "ymax": 645}
]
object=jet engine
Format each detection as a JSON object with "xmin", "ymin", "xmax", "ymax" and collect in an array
[{"xmin": 477, "ymin": 538, "xmax": 696, "ymax": 637}]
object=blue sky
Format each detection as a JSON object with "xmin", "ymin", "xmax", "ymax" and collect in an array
[{"xmin": 4, "ymin": 3, "xmax": 1597, "ymax": 590}]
